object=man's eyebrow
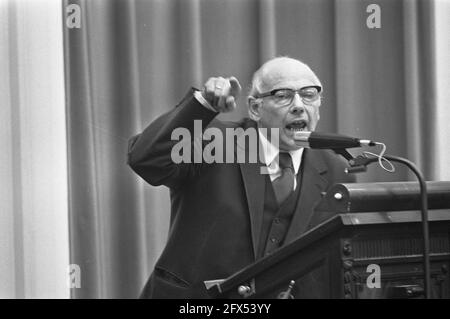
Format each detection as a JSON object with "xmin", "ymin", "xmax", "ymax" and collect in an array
[
  {"xmin": 271, "ymin": 84, "xmax": 296, "ymax": 90},
  {"xmin": 272, "ymin": 87, "xmax": 291, "ymax": 91},
  {"xmin": 272, "ymin": 85, "xmax": 314, "ymax": 91}
]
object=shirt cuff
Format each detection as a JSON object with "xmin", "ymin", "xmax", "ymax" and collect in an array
[{"xmin": 194, "ymin": 90, "xmax": 218, "ymax": 113}]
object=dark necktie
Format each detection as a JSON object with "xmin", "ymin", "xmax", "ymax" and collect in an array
[{"xmin": 272, "ymin": 152, "xmax": 295, "ymax": 205}]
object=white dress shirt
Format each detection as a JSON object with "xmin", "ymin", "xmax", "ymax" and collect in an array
[{"xmin": 258, "ymin": 130, "xmax": 303, "ymax": 190}]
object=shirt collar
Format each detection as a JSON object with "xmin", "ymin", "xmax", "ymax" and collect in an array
[{"xmin": 258, "ymin": 128, "xmax": 303, "ymax": 174}]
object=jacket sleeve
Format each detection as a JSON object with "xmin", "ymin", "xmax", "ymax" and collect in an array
[{"xmin": 127, "ymin": 89, "xmax": 218, "ymax": 189}]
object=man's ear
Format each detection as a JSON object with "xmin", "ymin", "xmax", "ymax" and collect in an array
[{"xmin": 247, "ymin": 96, "xmax": 262, "ymax": 121}]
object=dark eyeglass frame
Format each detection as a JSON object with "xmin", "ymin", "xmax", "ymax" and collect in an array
[{"xmin": 256, "ymin": 85, "xmax": 322, "ymax": 106}]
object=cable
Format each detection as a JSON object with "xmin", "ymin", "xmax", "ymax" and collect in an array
[
  {"xmin": 382, "ymin": 155, "xmax": 431, "ymax": 299},
  {"xmin": 336, "ymin": 142, "xmax": 430, "ymax": 298},
  {"xmin": 363, "ymin": 142, "xmax": 395, "ymax": 172}
]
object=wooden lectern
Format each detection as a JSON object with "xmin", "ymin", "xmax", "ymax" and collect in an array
[{"xmin": 207, "ymin": 181, "xmax": 450, "ymax": 299}]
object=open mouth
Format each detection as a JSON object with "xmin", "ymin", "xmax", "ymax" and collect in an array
[{"xmin": 285, "ymin": 120, "xmax": 308, "ymax": 133}]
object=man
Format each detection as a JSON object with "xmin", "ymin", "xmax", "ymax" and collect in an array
[{"xmin": 128, "ymin": 57, "xmax": 354, "ymax": 298}]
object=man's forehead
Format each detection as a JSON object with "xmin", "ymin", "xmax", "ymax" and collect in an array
[{"xmin": 261, "ymin": 60, "xmax": 320, "ymax": 89}]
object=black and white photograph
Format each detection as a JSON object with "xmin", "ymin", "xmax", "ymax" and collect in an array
[{"xmin": 1, "ymin": 0, "xmax": 450, "ymax": 302}]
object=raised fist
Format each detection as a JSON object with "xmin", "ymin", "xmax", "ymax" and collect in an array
[{"xmin": 201, "ymin": 76, "xmax": 242, "ymax": 113}]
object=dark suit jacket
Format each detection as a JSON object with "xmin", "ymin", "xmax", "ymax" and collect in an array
[{"xmin": 128, "ymin": 89, "xmax": 355, "ymax": 298}]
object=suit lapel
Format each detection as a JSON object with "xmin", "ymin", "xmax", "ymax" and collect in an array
[
  {"xmin": 237, "ymin": 119, "xmax": 266, "ymax": 260},
  {"xmin": 239, "ymin": 160, "xmax": 265, "ymax": 260},
  {"xmin": 284, "ymin": 149, "xmax": 329, "ymax": 244}
]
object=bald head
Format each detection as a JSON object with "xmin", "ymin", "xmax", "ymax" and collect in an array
[{"xmin": 249, "ymin": 57, "xmax": 322, "ymax": 97}]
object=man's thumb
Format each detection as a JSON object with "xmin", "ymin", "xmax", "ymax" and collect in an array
[{"xmin": 228, "ymin": 76, "xmax": 242, "ymax": 97}]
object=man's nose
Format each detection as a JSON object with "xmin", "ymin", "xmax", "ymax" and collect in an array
[{"xmin": 289, "ymin": 93, "xmax": 305, "ymax": 114}]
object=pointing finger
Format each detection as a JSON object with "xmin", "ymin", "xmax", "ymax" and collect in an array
[{"xmin": 228, "ymin": 76, "xmax": 242, "ymax": 97}]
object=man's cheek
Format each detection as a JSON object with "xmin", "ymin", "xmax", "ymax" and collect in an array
[{"xmin": 307, "ymin": 108, "xmax": 320, "ymax": 130}]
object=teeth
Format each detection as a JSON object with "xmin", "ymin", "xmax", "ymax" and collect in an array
[
  {"xmin": 289, "ymin": 127, "xmax": 305, "ymax": 132},
  {"xmin": 286, "ymin": 121, "xmax": 307, "ymax": 130},
  {"xmin": 286, "ymin": 121, "xmax": 307, "ymax": 132}
]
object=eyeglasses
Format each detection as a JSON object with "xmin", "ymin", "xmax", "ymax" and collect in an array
[{"xmin": 256, "ymin": 86, "xmax": 321, "ymax": 107}]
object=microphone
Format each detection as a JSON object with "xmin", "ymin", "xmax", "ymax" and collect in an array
[{"xmin": 293, "ymin": 131, "xmax": 376, "ymax": 149}]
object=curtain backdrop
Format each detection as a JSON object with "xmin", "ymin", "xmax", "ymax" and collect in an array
[
  {"xmin": 63, "ymin": 0, "xmax": 448, "ymax": 298},
  {"xmin": 1, "ymin": 0, "xmax": 68, "ymax": 298}
]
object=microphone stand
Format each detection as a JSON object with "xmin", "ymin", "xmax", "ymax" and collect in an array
[{"xmin": 333, "ymin": 149, "xmax": 431, "ymax": 299}]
